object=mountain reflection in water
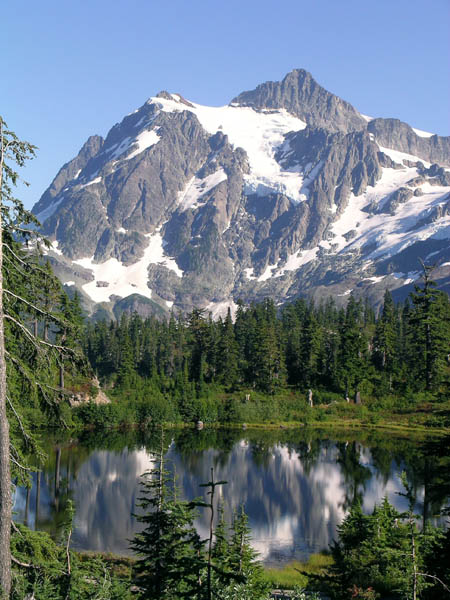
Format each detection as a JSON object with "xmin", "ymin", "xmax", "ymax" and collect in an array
[{"xmin": 13, "ymin": 429, "xmax": 449, "ymax": 565}]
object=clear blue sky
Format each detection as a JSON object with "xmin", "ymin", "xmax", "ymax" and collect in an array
[{"xmin": 2, "ymin": 0, "xmax": 449, "ymax": 209}]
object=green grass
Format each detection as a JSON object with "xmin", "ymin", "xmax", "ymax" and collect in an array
[{"xmin": 262, "ymin": 552, "xmax": 333, "ymax": 589}]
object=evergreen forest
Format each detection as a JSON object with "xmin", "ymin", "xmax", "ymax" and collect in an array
[
  {"xmin": 81, "ymin": 279, "xmax": 450, "ymax": 427},
  {"xmin": 0, "ymin": 120, "xmax": 449, "ymax": 599}
]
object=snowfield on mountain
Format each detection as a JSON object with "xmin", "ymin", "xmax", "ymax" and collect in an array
[{"xmin": 31, "ymin": 69, "xmax": 450, "ymax": 318}]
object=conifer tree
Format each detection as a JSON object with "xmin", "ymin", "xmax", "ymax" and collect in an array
[
  {"xmin": 373, "ymin": 290, "xmax": 397, "ymax": 390},
  {"xmin": 224, "ymin": 505, "xmax": 269, "ymax": 600},
  {"xmin": 337, "ymin": 296, "xmax": 368, "ymax": 398},
  {"xmin": 216, "ymin": 309, "xmax": 239, "ymax": 389},
  {"xmin": 130, "ymin": 448, "xmax": 205, "ymax": 599},
  {"xmin": 408, "ymin": 263, "xmax": 450, "ymax": 391},
  {"xmin": 0, "ymin": 118, "xmax": 87, "ymax": 597}
]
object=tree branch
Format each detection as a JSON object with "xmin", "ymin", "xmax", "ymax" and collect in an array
[
  {"xmin": 417, "ymin": 573, "xmax": 450, "ymax": 593},
  {"xmin": 11, "ymin": 556, "xmax": 35, "ymax": 569},
  {"xmin": 6, "ymin": 395, "xmax": 31, "ymax": 443},
  {"xmin": 4, "ymin": 289, "xmax": 67, "ymax": 326},
  {"xmin": 4, "ymin": 314, "xmax": 67, "ymax": 351}
]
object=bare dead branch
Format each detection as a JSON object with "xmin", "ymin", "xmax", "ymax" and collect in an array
[
  {"xmin": 4, "ymin": 314, "xmax": 67, "ymax": 352},
  {"xmin": 4, "ymin": 315, "xmax": 42, "ymax": 352},
  {"xmin": 10, "ymin": 521, "xmax": 22, "ymax": 536},
  {"xmin": 11, "ymin": 556, "xmax": 35, "ymax": 569},
  {"xmin": 417, "ymin": 573, "xmax": 450, "ymax": 593},
  {"xmin": 66, "ymin": 528, "xmax": 72, "ymax": 576},
  {"xmin": 2, "ymin": 243, "xmax": 52, "ymax": 276},
  {"xmin": 9, "ymin": 453, "xmax": 34, "ymax": 473},
  {"xmin": 4, "ymin": 289, "xmax": 67, "ymax": 326},
  {"xmin": 6, "ymin": 396, "xmax": 31, "ymax": 443}
]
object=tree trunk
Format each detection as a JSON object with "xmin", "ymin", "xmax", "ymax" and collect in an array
[
  {"xmin": 59, "ymin": 364, "xmax": 64, "ymax": 390},
  {"xmin": 0, "ymin": 154, "xmax": 12, "ymax": 597},
  {"xmin": 35, "ymin": 471, "xmax": 41, "ymax": 525},
  {"xmin": 54, "ymin": 447, "xmax": 61, "ymax": 510}
]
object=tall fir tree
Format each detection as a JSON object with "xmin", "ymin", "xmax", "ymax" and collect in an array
[{"xmin": 408, "ymin": 264, "xmax": 450, "ymax": 391}]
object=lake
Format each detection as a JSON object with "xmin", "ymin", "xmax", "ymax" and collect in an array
[{"xmin": 13, "ymin": 427, "xmax": 450, "ymax": 566}]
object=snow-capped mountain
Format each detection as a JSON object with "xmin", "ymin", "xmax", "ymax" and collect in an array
[{"xmin": 32, "ymin": 69, "xmax": 450, "ymax": 318}]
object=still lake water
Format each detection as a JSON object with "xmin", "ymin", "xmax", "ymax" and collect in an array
[{"xmin": 14, "ymin": 427, "xmax": 449, "ymax": 565}]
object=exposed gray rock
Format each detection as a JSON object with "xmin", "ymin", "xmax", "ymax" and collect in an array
[
  {"xmin": 377, "ymin": 187, "xmax": 414, "ymax": 215},
  {"xmin": 33, "ymin": 135, "xmax": 104, "ymax": 220},
  {"xmin": 231, "ymin": 69, "xmax": 367, "ymax": 133},
  {"xmin": 367, "ymin": 118, "xmax": 450, "ymax": 166},
  {"xmin": 410, "ymin": 192, "xmax": 450, "ymax": 230},
  {"xmin": 31, "ymin": 69, "xmax": 450, "ymax": 318},
  {"xmin": 419, "ymin": 163, "xmax": 450, "ymax": 186}
]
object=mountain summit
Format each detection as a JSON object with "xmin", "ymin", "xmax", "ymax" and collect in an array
[{"xmin": 32, "ymin": 69, "xmax": 450, "ymax": 318}]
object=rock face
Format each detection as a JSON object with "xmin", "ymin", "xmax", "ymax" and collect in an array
[
  {"xmin": 367, "ymin": 118, "xmax": 450, "ymax": 166},
  {"xmin": 32, "ymin": 69, "xmax": 450, "ymax": 318},
  {"xmin": 231, "ymin": 69, "xmax": 367, "ymax": 133}
]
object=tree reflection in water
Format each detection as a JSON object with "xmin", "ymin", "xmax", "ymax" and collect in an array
[{"xmin": 12, "ymin": 429, "xmax": 450, "ymax": 565}]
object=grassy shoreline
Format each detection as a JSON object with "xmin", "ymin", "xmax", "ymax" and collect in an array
[
  {"xmin": 72, "ymin": 385, "xmax": 450, "ymax": 437},
  {"xmin": 73, "ymin": 409, "xmax": 450, "ymax": 437},
  {"xmin": 77, "ymin": 549, "xmax": 332, "ymax": 590}
]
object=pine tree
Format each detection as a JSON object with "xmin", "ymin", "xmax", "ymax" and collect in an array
[
  {"xmin": 224, "ymin": 505, "xmax": 269, "ymax": 600},
  {"xmin": 216, "ymin": 309, "xmax": 239, "ymax": 389},
  {"xmin": 337, "ymin": 296, "xmax": 369, "ymax": 398},
  {"xmin": 329, "ymin": 491, "xmax": 444, "ymax": 600},
  {"xmin": 1, "ymin": 117, "xmax": 84, "ymax": 597},
  {"xmin": 130, "ymin": 448, "xmax": 205, "ymax": 599},
  {"xmin": 373, "ymin": 290, "xmax": 397, "ymax": 390},
  {"xmin": 408, "ymin": 263, "xmax": 450, "ymax": 391}
]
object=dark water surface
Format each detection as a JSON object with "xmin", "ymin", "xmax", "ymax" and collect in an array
[{"xmin": 13, "ymin": 428, "xmax": 450, "ymax": 565}]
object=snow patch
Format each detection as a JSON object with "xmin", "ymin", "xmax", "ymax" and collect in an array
[
  {"xmin": 205, "ymin": 300, "xmax": 238, "ymax": 320},
  {"xmin": 257, "ymin": 263, "xmax": 278, "ymax": 282},
  {"xmin": 412, "ymin": 127, "xmax": 434, "ymax": 138},
  {"xmin": 104, "ymin": 125, "xmax": 160, "ymax": 163},
  {"xmin": 244, "ymin": 267, "xmax": 256, "ymax": 280},
  {"xmin": 34, "ymin": 197, "xmax": 64, "ymax": 225},
  {"xmin": 364, "ymin": 275, "xmax": 385, "ymax": 284},
  {"xmin": 165, "ymin": 300, "xmax": 174, "ymax": 309},
  {"xmin": 79, "ymin": 176, "xmax": 102, "ymax": 189},
  {"xmin": 145, "ymin": 231, "xmax": 184, "ymax": 278},
  {"xmin": 51, "ymin": 241, "xmax": 63, "ymax": 255},
  {"xmin": 107, "ymin": 137, "xmax": 132, "ymax": 160},
  {"xmin": 116, "ymin": 227, "xmax": 127, "ymax": 234},
  {"xmin": 277, "ymin": 247, "xmax": 319, "ymax": 275},
  {"xmin": 329, "ymin": 158, "xmax": 450, "ymax": 261},
  {"xmin": 73, "ymin": 230, "xmax": 183, "ymax": 303},
  {"xmin": 378, "ymin": 146, "xmax": 431, "ymax": 168},
  {"xmin": 73, "ymin": 169, "xmax": 81, "ymax": 180},
  {"xmin": 178, "ymin": 169, "xmax": 227, "ymax": 211},
  {"xmin": 146, "ymin": 95, "xmax": 307, "ymax": 202},
  {"xmin": 127, "ymin": 128, "xmax": 161, "ymax": 160},
  {"xmin": 392, "ymin": 271, "xmax": 420, "ymax": 285}
]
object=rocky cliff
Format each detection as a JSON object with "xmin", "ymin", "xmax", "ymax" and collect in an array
[{"xmin": 32, "ymin": 69, "xmax": 450, "ymax": 318}]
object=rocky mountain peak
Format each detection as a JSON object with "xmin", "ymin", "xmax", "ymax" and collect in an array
[
  {"xmin": 231, "ymin": 68, "xmax": 367, "ymax": 133},
  {"xmin": 32, "ymin": 70, "xmax": 450, "ymax": 319}
]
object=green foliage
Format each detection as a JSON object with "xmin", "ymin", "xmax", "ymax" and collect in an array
[
  {"xmin": 328, "ymin": 494, "xmax": 446, "ymax": 600},
  {"xmin": 262, "ymin": 553, "xmax": 332, "ymax": 590},
  {"xmin": 130, "ymin": 446, "xmax": 206, "ymax": 600},
  {"xmin": 83, "ymin": 277, "xmax": 450, "ymax": 430},
  {"xmin": 10, "ymin": 524, "xmax": 132, "ymax": 599},
  {"xmin": 408, "ymin": 265, "xmax": 450, "ymax": 392},
  {"xmin": 130, "ymin": 454, "xmax": 270, "ymax": 600}
]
